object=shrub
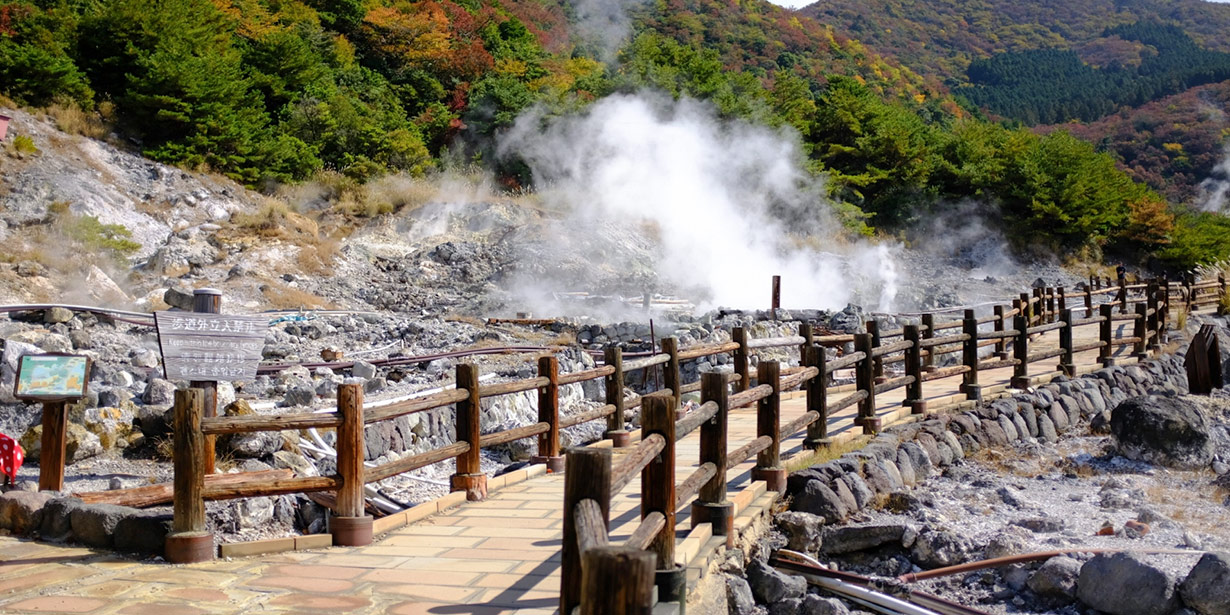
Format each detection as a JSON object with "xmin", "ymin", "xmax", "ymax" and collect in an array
[{"xmin": 11, "ymin": 133, "xmax": 38, "ymax": 154}]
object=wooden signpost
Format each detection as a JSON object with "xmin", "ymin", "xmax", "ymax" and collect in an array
[{"xmin": 13, "ymin": 353, "xmax": 91, "ymax": 491}]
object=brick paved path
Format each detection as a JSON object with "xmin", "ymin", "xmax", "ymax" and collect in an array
[{"xmin": 0, "ymin": 325, "xmax": 1136, "ymax": 614}]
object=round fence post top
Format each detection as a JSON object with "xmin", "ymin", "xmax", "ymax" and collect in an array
[{"xmin": 193, "ymin": 288, "xmax": 223, "ymax": 297}]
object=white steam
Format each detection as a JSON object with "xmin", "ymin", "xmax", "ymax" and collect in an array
[
  {"xmin": 567, "ymin": 0, "xmax": 649, "ymax": 62},
  {"xmin": 1197, "ymin": 146, "xmax": 1230, "ymax": 214},
  {"xmin": 497, "ymin": 94, "xmax": 898, "ymax": 312}
]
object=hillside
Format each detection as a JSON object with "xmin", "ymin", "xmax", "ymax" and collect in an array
[{"xmin": 2, "ymin": 0, "xmax": 1229, "ymax": 268}]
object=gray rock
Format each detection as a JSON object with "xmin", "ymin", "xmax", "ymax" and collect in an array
[
  {"xmin": 136, "ymin": 405, "xmax": 173, "ymax": 438},
  {"xmin": 832, "ymin": 478, "xmax": 859, "ymax": 513},
  {"xmin": 769, "ymin": 598, "xmax": 803, "ymax": 615},
  {"xmin": 1037, "ymin": 414, "xmax": 1058, "ymax": 443},
  {"xmin": 727, "ymin": 574, "xmax": 756, "ymax": 615},
  {"xmin": 746, "ymin": 560, "xmax": 806, "ymax": 604},
  {"xmin": 895, "ymin": 448, "xmax": 917, "ymax": 486},
  {"xmin": 272, "ymin": 451, "xmax": 318, "ymax": 476},
  {"xmin": 910, "ymin": 529, "xmax": 977, "ymax": 569},
  {"xmin": 1111, "ymin": 396, "xmax": 1214, "ymax": 469},
  {"xmin": 1179, "ymin": 552, "xmax": 1230, "ymax": 615},
  {"xmin": 0, "ymin": 491, "xmax": 52, "ymax": 534},
  {"xmin": 226, "ymin": 431, "xmax": 283, "ymax": 458},
  {"xmin": 777, "ymin": 511, "xmax": 824, "ymax": 553},
  {"xmin": 1077, "ymin": 552, "xmax": 1180, "ymax": 615},
  {"xmin": 143, "ymin": 379, "xmax": 177, "ymax": 406},
  {"xmin": 1013, "ymin": 517, "xmax": 1065, "ymax": 533},
  {"xmin": 802, "ymin": 595, "xmax": 850, "ymax": 615},
  {"xmin": 1027, "ymin": 556, "xmax": 1081, "ymax": 603},
  {"xmin": 352, "ymin": 360, "xmax": 378, "ymax": 380},
  {"xmin": 939, "ymin": 431, "xmax": 964, "ymax": 459},
  {"xmin": 39, "ymin": 497, "xmax": 83, "ymax": 541},
  {"xmin": 791, "ymin": 480, "xmax": 849, "ymax": 523},
  {"xmin": 114, "ymin": 511, "xmax": 171, "ymax": 554},
  {"xmin": 234, "ymin": 496, "xmax": 275, "ymax": 529},
  {"xmin": 283, "ymin": 385, "xmax": 316, "ymax": 407},
  {"xmin": 7, "ymin": 330, "xmax": 72, "ymax": 353},
  {"xmin": 163, "ymin": 287, "xmax": 195, "ymax": 310},
  {"xmin": 70, "ymin": 503, "xmax": 130, "ymax": 548},
  {"xmin": 43, "ymin": 306, "xmax": 74, "ymax": 323},
  {"xmin": 843, "ymin": 473, "xmax": 874, "ymax": 510},
  {"xmin": 821, "ymin": 524, "xmax": 910, "ymax": 554}
]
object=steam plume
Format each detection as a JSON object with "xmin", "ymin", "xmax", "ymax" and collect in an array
[
  {"xmin": 497, "ymin": 94, "xmax": 898, "ymax": 312},
  {"xmin": 1197, "ymin": 146, "xmax": 1230, "ymax": 214}
]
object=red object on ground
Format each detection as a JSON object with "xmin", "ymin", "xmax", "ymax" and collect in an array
[{"xmin": 0, "ymin": 433, "xmax": 24, "ymax": 483}]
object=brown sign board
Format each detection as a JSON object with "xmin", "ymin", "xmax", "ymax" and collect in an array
[{"xmin": 154, "ymin": 312, "xmax": 268, "ymax": 381}]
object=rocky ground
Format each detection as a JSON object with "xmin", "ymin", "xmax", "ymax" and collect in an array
[{"xmin": 728, "ymin": 328, "xmax": 1230, "ymax": 615}]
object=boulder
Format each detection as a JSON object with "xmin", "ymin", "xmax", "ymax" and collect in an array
[
  {"xmin": 162, "ymin": 287, "xmax": 195, "ymax": 310},
  {"xmin": 70, "ymin": 503, "xmax": 130, "ymax": 548},
  {"xmin": 776, "ymin": 511, "xmax": 824, "ymax": 553},
  {"xmin": 821, "ymin": 524, "xmax": 909, "ymax": 555},
  {"xmin": 39, "ymin": 496, "xmax": 83, "ymax": 541},
  {"xmin": 910, "ymin": 529, "xmax": 977, "ymax": 569},
  {"xmin": 43, "ymin": 307, "xmax": 74, "ymax": 324},
  {"xmin": 746, "ymin": 560, "xmax": 806, "ymax": 604},
  {"xmin": 790, "ymin": 480, "xmax": 848, "ymax": 523},
  {"xmin": 20, "ymin": 422, "xmax": 103, "ymax": 462},
  {"xmin": 801, "ymin": 595, "xmax": 849, "ymax": 615},
  {"xmin": 1027, "ymin": 556, "xmax": 1081, "ymax": 603},
  {"xmin": 113, "ymin": 511, "xmax": 171, "ymax": 554},
  {"xmin": 0, "ymin": 491, "xmax": 52, "ymax": 534},
  {"xmin": 1178, "ymin": 552, "xmax": 1230, "ymax": 615},
  {"xmin": 352, "ymin": 360, "xmax": 378, "ymax": 380},
  {"xmin": 142, "ymin": 379, "xmax": 177, "ymax": 406},
  {"xmin": 1077, "ymin": 552, "xmax": 1180, "ymax": 615},
  {"xmin": 1110, "ymin": 396, "xmax": 1213, "ymax": 469},
  {"xmin": 726, "ymin": 574, "xmax": 756, "ymax": 615}
]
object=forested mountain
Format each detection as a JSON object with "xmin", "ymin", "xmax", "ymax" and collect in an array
[{"xmin": 1, "ymin": 0, "xmax": 1227, "ymax": 268}]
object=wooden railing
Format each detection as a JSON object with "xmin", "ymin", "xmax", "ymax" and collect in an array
[{"xmin": 164, "ymin": 275, "xmax": 1223, "ymax": 565}]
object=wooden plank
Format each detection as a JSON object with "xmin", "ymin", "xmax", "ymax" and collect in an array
[
  {"xmin": 336, "ymin": 384, "xmax": 365, "ymax": 518},
  {"xmin": 172, "ymin": 389, "xmax": 205, "ymax": 533},
  {"xmin": 77, "ymin": 469, "xmax": 293, "ymax": 507},
  {"xmin": 562, "ymin": 448, "xmax": 612, "ymax": 615}
]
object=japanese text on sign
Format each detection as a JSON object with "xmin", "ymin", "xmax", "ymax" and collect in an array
[{"xmin": 154, "ymin": 312, "xmax": 268, "ymax": 382}]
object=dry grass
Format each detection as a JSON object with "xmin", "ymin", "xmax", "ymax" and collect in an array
[
  {"xmin": 784, "ymin": 435, "xmax": 872, "ymax": 472},
  {"xmin": 260, "ymin": 282, "xmax": 336, "ymax": 310},
  {"xmin": 296, "ymin": 234, "xmax": 342, "ymax": 277},
  {"xmin": 44, "ymin": 102, "xmax": 108, "ymax": 139},
  {"xmin": 232, "ymin": 199, "xmax": 319, "ymax": 240}
]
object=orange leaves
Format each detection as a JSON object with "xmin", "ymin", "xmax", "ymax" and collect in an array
[
  {"xmin": 1123, "ymin": 194, "xmax": 1175, "ymax": 246},
  {"xmin": 361, "ymin": 3, "xmax": 452, "ymax": 68}
]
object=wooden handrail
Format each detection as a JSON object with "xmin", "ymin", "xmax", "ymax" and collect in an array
[
  {"xmin": 622, "ymin": 353, "xmax": 670, "ymax": 372},
  {"xmin": 674, "ymin": 462, "xmax": 718, "ymax": 510},
  {"xmin": 675, "ymin": 401, "xmax": 720, "ymax": 440},
  {"xmin": 728, "ymin": 384, "xmax": 773, "ymax": 409},
  {"xmin": 676, "ymin": 340, "xmax": 741, "ymax": 361},
  {"xmin": 747, "ymin": 335, "xmax": 807, "ymax": 349},
  {"xmin": 560, "ymin": 404, "xmax": 617, "ymax": 429},
  {"xmin": 365, "ymin": 388, "xmax": 469, "ymax": 424},
  {"xmin": 623, "ymin": 512, "xmax": 665, "ymax": 551},
  {"xmin": 558, "ymin": 365, "xmax": 616, "ymax": 385},
  {"xmin": 365, "ymin": 442, "xmax": 471, "ymax": 483},
  {"xmin": 481, "ymin": 421, "xmax": 551, "ymax": 447},
  {"xmin": 610, "ymin": 434, "xmax": 666, "ymax": 496},
  {"xmin": 725, "ymin": 435, "xmax": 773, "ymax": 470},
  {"xmin": 574, "ymin": 499, "xmax": 608, "ymax": 555},
  {"xmin": 201, "ymin": 411, "xmax": 341, "ymax": 435},
  {"xmin": 481, "ymin": 377, "xmax": 550, "ymax": 397}
]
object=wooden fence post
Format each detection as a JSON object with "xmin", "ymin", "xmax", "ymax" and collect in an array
[
  {"xmin": 1147, "ymin": 281, "xmax": 1161, "ymax": 353},
  {"xmin": 191, "ymin": 288, "xmax": 221, "ymax": 474},
  {"xmin": 921, "ymin": 314, "xmax": 935, "ymax": 372},
  {"xmin": 993, "ymin": 305, "xmax": 1007, "ymax": 359},
  {"xmin": 771, "ymin": 275, "xmax": 781, "ymax": 320},
  {"xmin": 581, "ymin": 547, "xmax": 655, "ymax": 615},
  {"xmin": 334, "ymin": 383, "xmax": 372, "ymax": 546},
  {"xmin": 1033, "ymin": 288, "xmax": 1044, "ymax": 325},
  {"xmin": 1084, "ymin": 284, "xmax": 1093, "ymax": 316},
  {"xmin": 1160, "ymin": 277, "xmax": 1170, "ymax": 337},
  {"xmin": 640, "ymin": 393, "xmax": 676, "ymax": 574},
  {"xmin": 1012, "ymin": 312, "xmax": 1029, "ymax": 389},
  {"xmin": 752, "ymin": 361, "xmax": 786, "ymax": 491},
  {"xmin": 534, "ymin": 355, "xmax": 564, "ymax": 472},
  {"xmin": 1020, "ymin": 292, "xmax": 1032, "ymax": 326},
  {"xmin": 37, "ymin": 400, "xmax": 67, "ymax": 492},
  {"xmin": 904, "ymin": 324, "xmax": 926, "ymax": 414},
  {"xmin": 1119, "ymin": 273, "xmax": 1129, "ymax": 314},
  {"xmin": 732, "ymin": 327, "xmax": 750, "ymax": 392},
  {"xmin": 662, "ymin": 337, "xmax": 681, "ymax": 414},
  {"xmin": 1057, "ymin": 286, "xmax": 1066, "ymax": 319},
  {"xmin": 1045, "ymin": 287, "xmax": 1055, "ymax": 323},
  {"xmin": 1218, "ymin": 274, "xmax": 1227, "ymax": 316},
  {"xmin": 452, "ymin": 364, "xmax": 487, "ymax": 501},
  {"xmin": 867, "ymin": 319, "xmax": 885, "ymax": 383},
  {"xmin": 1100, "ymin": 304, "xmax": 1116, "ymax": 367},
  {"xmin": 854, "ymin": 334, "xmax": 880, "ymax": 434},
  {"xmin": 961, "ymin": 309, "xmax": 980, "ymax": 401},
  {"xmin": 804, "ymin": 345, "xmax": 830, "ymax": 448},
  {"xmin": 604, "ymin": 347, "xmax": 629, "ymax": 448},
  {"xmin": 693, "ymin": 372, "xmax": 733, "ymax": 544},
  {"xmin": 1059, "ymin": 308, "xmax": 1075, "ymax": 377},
  {"xmin": 166, "ymin": 388, "xmax": 213, "ymax": 563},
  {"xmin": 800, "ymin": 323, "xmax": 814, "ymax": 368},
  {"xmin": 561, "ymin": 447, "xmax": 612, "ymax": 615},
  {"xmin": 1134, "ymin": 303, "xmax": 1149, "ymax": 361}
]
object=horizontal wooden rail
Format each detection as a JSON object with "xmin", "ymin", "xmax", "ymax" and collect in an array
[
  {"xmin": 827, "ymin": 389, "xmax": 868, "ymax": 413},
  {"xmin": 366, "ymin": 389, "xmax": 469, "ymax": 424},
  {"xmin": 779, "ymin": 411, "xmax": 819, "ymax": 440},
  {"xmin": 872, "ymin": 340, "xmax": 913, "ymax": 357},
  {"xmin": 1070, "ymin": 317, "xmax": 1102, "ymax": 327},
  {"xmin": 676, "ymin": 341, "xmax": 740, "ymax": 361},
  {"xmin": 1072, "ymin": 340, "xmax": 1105, "ymax": 353},
  {"xmin": 623, "ymin": 354, "xmax": 670, "ymax": 372},
  {"xmin": 481, "ymin": 377, "xmax": 550, "ymax": 397},
  {"xmin": 779, "ymin": 366, "xmax": 819, "ymax": 391},
  {"xmin": 675, "ymin": 401, "xmax": 720, "ymax": 440},
  {"xmin": 575, "ymin": 499, "xmax": 608, "ymax": 555},
  {"xmin": 365, "ymin": 442, "xmax": 471, "ymax": 483},
  {"xmin": 610, "ymin": 434, "xmax": 667, "ymax": 495},
  {"xmin": 826, "ymin": 351, "xmax": 866, "ymax": 372},
  {"xmin": 560, "ymin": 404, "xmax": 617, "ymax": 429},
  {"xmin": 815, "ymin": 334, "xmax": 856, "ymax": 345},
  {"xmin": 747, "ymin": 335, "xmax": 807, "ymax": 349},
  {"xmin": 931, "ymin": 320, "xmax": 964, "ymax": 331},
  {"xmin": 977, "ymin": 358, "xmax": 1019, "ymax": 371},
  {"xmin": 675, "ymin": 462, "xmax": 718, "ymax": 510},
  {"xmin": 1027, "ymin": 348, "xmax": 1065, "ymax": 363},
  {"xmin": 558, "ymin": 365, "xmax": 616, "ymax": 386},
  {"xmin": 873, "ymin": 375, "xmax": 914, "ymax": 395},
  {"xmin": 201, "ymin": 411, "xmax": 341, "ymax": 435},
  {"xmin": 480, "ymin": 422, "xmax": 550, "ymax": 447},
  {"xmin": 624, "ymin": 512, "xmax": 665, "ymax": 550},
  {"xmin": 203, "ymin": 475, "xmax": 340, "ymax": 500},
  {"xmin": 726, "ymin": 435, "xmax": 773, "ymax": 470},
  {"xmin": 919, "ymin": 333, "xmax": 966, "ymax": 349},
  {"xmin": 79, "ymin": 469, "xmax": 292, "ymax": 507},
  {"xmin": 920, "ymin": 365, "xmax": 970, "ymax": 383},
  {"xmin": 1028, "ymin": 321, "xmax": 1066, "ymax": 334},
  {"xmin": 1110, "ymin": 313, "xmax": 1142, "ymax": 322},
  {"xmin": 728, "ymin": 384, "xmax": 773, "ymax": 409},
  {"xmin": 1113, "ymin": 336, "xmax": 1143, "ymax": 346},
  {"xmin": 979, "ymin": 329, "xmax": 1020, "ymax": 341}
]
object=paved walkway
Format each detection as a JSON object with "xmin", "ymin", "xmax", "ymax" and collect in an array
[{"xmin": 0, "ymin": 321, "xmax": 1144, "ymax": 614}]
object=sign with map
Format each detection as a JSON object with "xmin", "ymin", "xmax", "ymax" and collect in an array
[
  {"xmin": 154, "ymin": 312, "xmax": 268, "ymax": 382},
  {"xmin": 14, "ymin": 354, "xmax": 90, "ymax": 401}
]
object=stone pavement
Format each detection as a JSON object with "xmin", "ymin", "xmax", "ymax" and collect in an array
[{"xmin": 0, "ymin": 323, "xmax": 1139, "ymax": 614}]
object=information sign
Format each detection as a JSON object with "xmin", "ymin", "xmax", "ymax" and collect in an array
[
  {"xmin": 14, "ymin": 354, "xmax": 90, "ymax": 401},
  {"xmin": 154, "ymin": 312, "xmax": 268, "ymax": 381}
]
